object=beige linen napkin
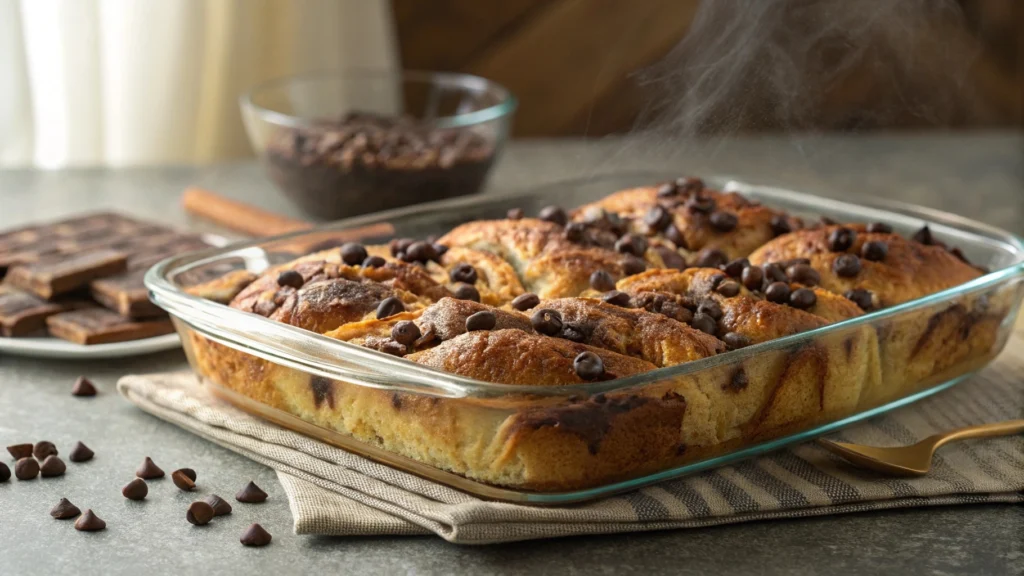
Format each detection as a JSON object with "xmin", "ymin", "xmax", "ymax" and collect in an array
[{"xmin": 117, "ymin": 337, "xmax": 1024, "ymax": 545}]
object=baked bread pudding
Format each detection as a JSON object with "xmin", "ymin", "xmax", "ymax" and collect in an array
[{"xmin": 183, "ymin": 178, "xmax": 1009, "ymax": 491}]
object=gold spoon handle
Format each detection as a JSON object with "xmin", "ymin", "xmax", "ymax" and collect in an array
[{"xmin": 932, "ymin": 419, "xmax": 1024, "ymax": 450}]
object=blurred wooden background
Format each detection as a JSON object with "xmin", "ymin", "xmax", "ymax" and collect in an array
[{"xmin": 393, "ymin": 0, "xmax": 1023, "ymax": 136}]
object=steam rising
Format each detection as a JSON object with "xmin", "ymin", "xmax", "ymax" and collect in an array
[{"xmin": 638, "ymin": 0, "xmax": 978, "ymax": 135}]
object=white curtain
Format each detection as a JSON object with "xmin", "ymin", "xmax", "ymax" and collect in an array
[{"xmin": 0, "ymin": 0, "xmax": 398, "ymax": 168}]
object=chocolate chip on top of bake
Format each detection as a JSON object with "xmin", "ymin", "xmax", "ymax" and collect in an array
[
  {"xmin": 749, "ymin": 223, "xmax": 984, "ymax": 308},
  {"xmin": 569, "ymin": 179, "xmax": 800, "ymax": 260},
  {"xmin": 438, "ymin": 219, "xmax": 661, "ymax": 299},
  {"xmin": 616, "ymin": 268, "xmax": 862, "ymax": 344}
]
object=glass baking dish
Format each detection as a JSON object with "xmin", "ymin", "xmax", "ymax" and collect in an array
[{"xmin": 146, "ymin": 173, "xmax": 1024, "ymax": 504}]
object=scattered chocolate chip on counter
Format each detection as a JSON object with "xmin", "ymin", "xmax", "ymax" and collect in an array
[
  {"xmin": 240, "ymin": 523, "xmax": 272, "ymax": 547},
  {"xmin": 0, "ymin": 462, "xmax": 9, "ymax": 482},
  {"xmin": 122, "ymin": 478, "xmax": 148, "ymax": 501},
  {"xmin": 68, "ymin": 441, "xmax": 94, "ymax": 463},
  {"xmin": 186, "ymin": 501, "xmax": 215, "ymax": 526},
  {"xmin": 74, "ymin": 509, "xmax": 106, "ymax": 531},
  {"xmin": 50, "ymin": 498, "xmax": 81, "ymax": 519},
  {"xmin": 235, "ymin": 481, "xmax": 269, "ymax": 503},
  {"xmin": 7, "ymin": 443, "xmax": 33, "ymax": 460},
  {"xmin": 71, "ymin": 376, "xmax": 97, "ymax": 397},
  {"xmin": 15, "ymin": 457, "xmax": 39, "ymax": 480},
  {"xmin": 203, "ymin": 494, "xmax": 233, "ymax": 517},
  {"xmin": 33, "ymin": 441, "xmax": 58, "ymax": 460},
  {"xmin": 40, "ymin": 455, "xmax": 66, "ymax": 477},
  {"xmin": 135, "ymin": 456, "xmax": 165, "ymax": 479},
  {"xmin": 171, "ymin": 468, "xmax": 197, "ymax": 491}
]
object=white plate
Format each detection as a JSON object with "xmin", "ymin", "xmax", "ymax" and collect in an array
[{"xmin": 0, "ymin": 332, "xmax": 182, "ymax": 359}]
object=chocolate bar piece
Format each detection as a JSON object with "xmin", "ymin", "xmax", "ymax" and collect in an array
[
  {"xmin": 90, "ymin": 270, "xmax": 163, "ymax": 318},
  {"xmin": 5, "ymin": 249, "xmax": 128, "ymax": 299},
  {"xmin": 0, "ymin": 286, "xmax": 62, "ymax": 336},
  {"xmin": 45, "ymin": 308, "xmax": 174, "ymax": 345}
]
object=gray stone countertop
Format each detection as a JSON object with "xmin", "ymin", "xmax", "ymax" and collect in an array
[{"xmin": 1, "ymin": 133, "xmax": 1022, "ymax": 575}]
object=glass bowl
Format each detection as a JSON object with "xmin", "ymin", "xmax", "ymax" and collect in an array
[{"xmin": 240, "ymin": 70, "xmax": 516, "ymax": 220}]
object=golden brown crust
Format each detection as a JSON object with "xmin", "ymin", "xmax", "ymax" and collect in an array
[
  {"xmin": 748, "ymin": 225, "xmax": 983, "ymax": 307},
  {"xmin": 573, "ymin": 186, "xmax": 797, "ymax": 259},
  {"xmin": 407, "ymin": 329, "xmax": 657, "ymax": 385}
]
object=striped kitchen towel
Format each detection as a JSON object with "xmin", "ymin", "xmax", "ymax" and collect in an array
[{"xmin": 117, "ymin": 336, "xmax": 1024, "ymax": 544}]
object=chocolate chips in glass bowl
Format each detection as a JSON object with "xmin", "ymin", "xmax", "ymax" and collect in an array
[{"xmin": 264, "ymin": 112, "xmax": 497, "ymax": 219}]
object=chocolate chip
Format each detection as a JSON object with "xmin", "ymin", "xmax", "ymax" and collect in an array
[
  {"xmin": 663, "ymin": 303, "xmax": 693, "ymax": 324},
  {"xmin": 827, "ymin": 227, "xmax": 856, "ymax": 252},
  {"xmin": 0, "ymin": 462, "xmax": 8, "ymax": 482},
  {"xmin": 71, "ymin": 376, "xmax": 97, "ymax": 397},
  {"xmin": 33, "ymin": 441, "xmax": 57, "ymax": 460},
  {"xmin": 644, "ymin": 206, "xmax": 672, "ymax": 231},
  {"xmin": 511, "ymin": 293, "xmax": 540, "ymax": 311},
  {"xmin": 465, "ymin": 310, "xmax": 497, "ymax": 332},
  {"xmin": 362, "ymin": 255, "xmax": 386, "ymax": 268},
  {"xmin": 122, "ymin": 478, "xmax": 148, "ymax": 500},
  {"xmin": 561, "ymin": 323, "xmax": 590, "ymax": 343},
  {"xmin": 68, "ymin": 442, "xmax": 93, "ymax": 463},
  {"xmin": 380, "ymin": 341, "xmax": 407, "ymax": 356},
  {"xmin": 621, "ymin": 256, "xmax": 647, "ymax": 276},
  {"xmin": 656, "ymin": 182, "xmax": 678, "ymax": 197},
  {"xmin": 274, "ymin": 270, "xmax": 302, "ymax": 291},
  {"xmin": 697, "ymin": 300, "xmax": 723, "ymax": 320},
  {"xmin": 770, "ymin": 215, "xmax": 792, "ymax": 236},
  {"xmin": 762, "ymin": 263, "xmax": 788, "ymax": 284},
  {"xmin": 789, "ymin": 288, "xmax": 817, "ymax": 309},
  {"xmin": 538, "ymin": 206, "xmax": 568, "ymax": 226},
  {"xmin": 50, "ymin": 498, "xmax": 81, "ymax": 519},
  {"xmin": 186, "ymin": 501, "xmax": 215, "ymax": 526},
  {"xmin": 722, "ymin": 258, "xmax": 749, "ymax": 278},
  {"xmin": 506, "ymin": 208, "xmax": 524, "ymax": 220},
  {"xmin": 664, "ymin": 224, "xmax": 688, "ymax": 249},
  {"xmin": 391, "ymin": 321, "xmax": 421, "ymax": 346},
  {"xmin": 589, "ymin": 270, "xmax": 616, "ymax": 292},
  {"xmin": 376, "ymin": 296, "xmax": 405, "ymax": 319},
  {"xmin": 390, "ymin": 238, "xmax": 413, "ymax": 257},
  {"xmin": 340, "ymin": 242, "xmax": 368, "ymax": 266},
  {"xmin": 235, "ymin": 481, "xmax": 268, "ymax": 503},
  {"xmin": 241, "ymin": 523, "xmax": 273, "ymax": 547},
  {"xmin": 715, "ymin": 281, "xmax": 741, "ymax": 297},
  {"xmin": 764, "ymin": 281, "xmax": 791, "ymax": 304},
  {"xmin": 741, "ymin": 265, "xmax": 764, "ymax": 291},
  {"xmin": 172, "ymin": 468, "xmax": 197, "ymax": 491},
  {"xmin": 449, "ymin": 263, "xmax": 478, "ymax": 284},
  {"xmin": 615, "ymin": 234, "xmax": 647, "ymax": 257},
  {"xmin": 861, "ymin": 240, "xmax": 888, "ymax": 261},
  {"xmin": 912, "ymin": 225, "xmax": 934, "ymax": 245},
  {"xmin": 433, "ymin": 243, "xmax": 449, "ymax": 258},
  {"xmin": 601, "ymin": 290, "xmax": 631, "ymax": 307},
  {"xmin": 452, "ymin": 283, "xmax": 480, "ymax": 302},
  {"xmin": 204, "ymin": 494, "xmax": 232, "ymax": 517},
  {"xmin": 402, "ymin": 241, "xmax": 438, "ymax": 263},
  {"xmin": 676, "ymin": 176, "xmax": 705, "ymax": 194},
  {"xmin": 844, "ymin": 288, "xmax": 875, "ymax": 311},
  {"xmin": 722, "ymin": 332, "xmax": 751, "ymax": 350},
  {"xmin": 833, "ymin": 254, "xmax": 862, "ymax": 277},
  {"xmin": 866, "ymin": 222, "xmax": 893, "ymax": 234},
  {"xmin": 40, "ymin": 455, "xmax": 66, "ymax": 477},
  {"xmin": 15, "ymin": 457, "xmax": 38, "ymax": 480},
  {"xmin": 686, "ymin": 194, "xmax": 716, "ymax": 214},
  {"xmin": 786, "ymin": 263, "xmax": 820, "ymax": 286},
  {"xmin": 573, "ymin": 352, "xmax": 605, "ymax": 380},
  {"xmin": 6, "ymin": 444, "xmax": 32, "ymax": 460},
  {"xmin": 709, "ymin": 211, "xmax": 738, "ymax": 232},
  {"xmin": 74, "ymin": 509, "xmax": 106, "ymax": 531},
  {"xmin": 690, "ymin": 312, "xmax": 717, "ymax": 336},
  {"xmin": 654, "ymin": 246, "xmax": 687, "ymax": 270},
  {"xmin": 531, "ymin": 309, "xmax": 563, "ymax": 336},
  {"xmin": 694, "ymin": 248, "xmax": 728, "ymax": 269},
  {"xmin": 136, "ymin": 456, "xmax": 165, "ymax": 479},
  {"xmin": 564, "ymin": 222, "xmax": 586, "ymax": 243}
]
